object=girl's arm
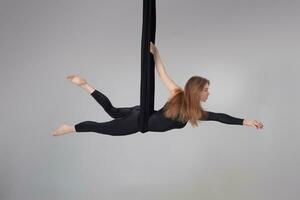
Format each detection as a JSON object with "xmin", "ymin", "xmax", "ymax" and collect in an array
[
  {"xmin": 150, "ymin": 43, "xmax": 181, "ymax": 95},
  {"xmin": 202, "ymin": 111, "xmax": 264, "ymax": 129},
  {"xmin": 203, "ymin": 111, "xmax": 244, "ymax": 125}
]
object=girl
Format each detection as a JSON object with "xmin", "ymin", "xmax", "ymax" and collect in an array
[{"xmin": 52, "ymin": 42, "xmax": 263, "ymax": 136}]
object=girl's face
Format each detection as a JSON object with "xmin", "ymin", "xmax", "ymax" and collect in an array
[{"xmin": 200, "ymin": 83, "xmax": 210, "ymax": 102}]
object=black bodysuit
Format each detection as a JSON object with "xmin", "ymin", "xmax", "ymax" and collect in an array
[{"xmin": 74, "ymin": 90, "xmax": 244, "ymax": 136}]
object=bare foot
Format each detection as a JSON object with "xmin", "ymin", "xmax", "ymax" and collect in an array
[
  {"xmin": 52, "ymin": 124, "xmax": 75, "ymax": 136},
  {"xmin": 67, "ymin": 74, "xmax": 87, "ymax": 86}
]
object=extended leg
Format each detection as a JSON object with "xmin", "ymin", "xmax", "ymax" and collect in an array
[
  {"xmin": 90, "ymin": 89, "xmax": 135, "ymax": 118},
  {"xmin": 74, "ymin": 114, "xmax": 140, "ymax": 136},
  {"xmin": 67, "ymin": 75, "xmax": 135, "ymax": 118}
]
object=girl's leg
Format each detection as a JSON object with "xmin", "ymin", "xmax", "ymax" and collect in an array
[
  {"xmin": 89, "ymin": 89, "xmax": 135, "ymax": 119},
  {"xmin": 74, "ymin": 114, "xmax": 140, "ymax": 136},
  {"xmin": 52, "ymin": 124, "xmax": 76, "ymax": 136},
  {"xmin": 67, "ymin": 75, "xmax": 134, "ymax": 118}
]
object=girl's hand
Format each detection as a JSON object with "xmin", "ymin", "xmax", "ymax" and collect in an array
[
  {"xmin": 243, "ymin": 119, "xmax": 264, "ymax": 130},
  {"xmin": 150, "ymin": 41, "xmax": 157, "ymax": 55}
]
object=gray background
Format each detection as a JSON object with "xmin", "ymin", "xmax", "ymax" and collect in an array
[{"xmin": 0, "ymin": 0, "xmax": 299, "ymax": 199}]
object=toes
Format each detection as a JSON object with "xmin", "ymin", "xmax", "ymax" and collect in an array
[
  {"xmin": 52, "ymin": 125, "xmax": 64, "ymax": 136},
  {"xmin": 67, "ymin": 75, "xmax": 76, "ymax": 79},
  {"xmin": 67, "ymin": 75, "xmax": 74, "ymax": 80},
  {"xmin": 52, "ymin": 130, "xmax": 59, "ymax": 136}
]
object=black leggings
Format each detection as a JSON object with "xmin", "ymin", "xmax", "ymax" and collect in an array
[{"xmin": 74, "ymin": 90, "xmax": 141, "ymax": 136}]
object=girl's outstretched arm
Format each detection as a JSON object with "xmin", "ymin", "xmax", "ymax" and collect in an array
[{"xmin": 203, "ymin": 111, "xmax": 263, "ymax": 130}]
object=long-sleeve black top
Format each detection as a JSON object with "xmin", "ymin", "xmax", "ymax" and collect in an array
[
  {"xmin": 202, "ymin": 111, "xmax": 244, "ymax": 125},
  {"xmin": 148, "ymin": 107, "xmax": 244, "ymax": 132}
]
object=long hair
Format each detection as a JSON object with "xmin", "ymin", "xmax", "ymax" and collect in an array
[{"xmin": 163, "ymin": 75, "xmax": 210, "ymax": 127}]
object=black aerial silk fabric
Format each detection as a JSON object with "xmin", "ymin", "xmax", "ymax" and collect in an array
[{"xmin": 138, "ymin": 0, "xmax": 156, "ymax": 133}]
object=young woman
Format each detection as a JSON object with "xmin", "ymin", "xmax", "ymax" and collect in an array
[{"xmin": 52, "ymin": 42, "xmax": 263, "ymax": 136}]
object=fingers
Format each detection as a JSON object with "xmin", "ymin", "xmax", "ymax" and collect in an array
[
  {"xmin": 245, "ymin": 119, "xmax": 263, "ymax": 130},
  {"xmin": 253, "ymin": 120, "xmax": 263, "ymax": 130},
  {"xmin": 149, "ymin": 41, "xmax": 156, "ymax": 48},
  {"xmin": 149, "ymin": 42, "xmax": 153, "ymax": 51},
  {"xmin": 149, "ymin": 42, "xmax": 157, "ymax": 55},
  {"xmin": 255, "ymin": 120, "xmax": 263, "ymax": 129}
]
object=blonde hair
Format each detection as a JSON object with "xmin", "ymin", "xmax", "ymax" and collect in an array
[{"xmin": 163, "ymin": 75, "xmax": 210, "ymax": 127}]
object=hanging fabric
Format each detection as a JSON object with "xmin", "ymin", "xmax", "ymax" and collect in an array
[{"xmin": 138, "ymin": 0, "xmax": 156, "ymax": 133}]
